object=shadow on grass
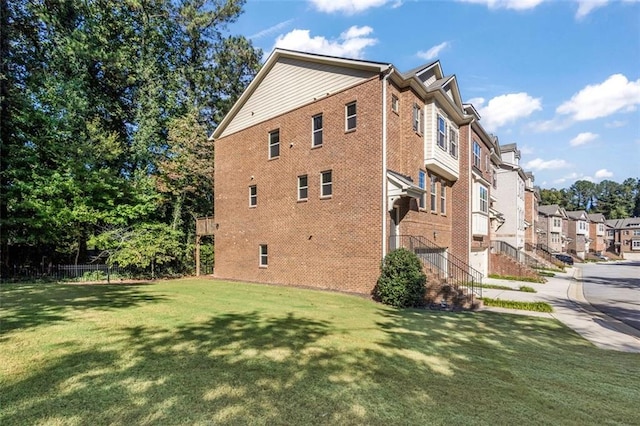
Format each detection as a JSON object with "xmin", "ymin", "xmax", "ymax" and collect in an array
[
  {"xmin": 0, "ymin": 283, "xmax": 166, "ymax": 336},
  {"xmin": 3, "ymin": 301, "xmax": 639, "ymax": 425}
]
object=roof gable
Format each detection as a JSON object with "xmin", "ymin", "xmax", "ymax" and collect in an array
[{"xmin": 212, "ymin": 49, "xmax": 390, "ymax": 139}]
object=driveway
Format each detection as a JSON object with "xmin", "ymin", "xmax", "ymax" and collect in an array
[{"xmin": 579, "ymin": 261, "xmax": 640, "ymax": 332}]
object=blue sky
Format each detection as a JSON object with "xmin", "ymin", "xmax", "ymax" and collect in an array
[{"xmin": 230, "ymin": 0, "xmax": 640, "ymax": 189}]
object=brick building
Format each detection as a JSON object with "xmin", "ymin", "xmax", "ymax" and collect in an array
[
  {"xmin": 537, "ymin": 204, "xmax": 568, "ymax": 253},
  {"xmin": 566, "ymin": 210, "xmax": 590, "ymax": 259},
  {"xmin": 606, "ymin": 217, "xmax": 640, "ymax": 260},
  {"xmin": 587, "ymin": 213, "xmax": 606, "ymax": 254},
  {"xmin": 210, "ymin": 49, "xmax": 480, "ymax": 294}
]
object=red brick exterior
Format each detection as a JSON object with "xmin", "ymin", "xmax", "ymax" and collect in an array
[{"xmin": 214, "ymin": 77, "xmax": 384, "ymax": 294}]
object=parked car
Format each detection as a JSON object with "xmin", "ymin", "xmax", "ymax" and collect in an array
[{"xmin": 555, "ymin": 254, "xmax": 574, "ymax": 265}]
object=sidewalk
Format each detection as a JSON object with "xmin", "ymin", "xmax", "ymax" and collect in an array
[{"xmin": 480, "ymin": 268, "xmax": 640, "ymax": 353}]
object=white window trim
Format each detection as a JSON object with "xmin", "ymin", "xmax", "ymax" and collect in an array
[
  {"xmin": 345, "ymin": 102, "xmax": 356, "ymax": 131},
  {"xmin": 269, "ymin": 129, "xmax": 280, "ymax": 159},
  {"xmin": 437, "ymin": 115, "xmax": 446, "ymax": 150},
  {"xmin": 249, "ymin": 185, "xmax": 257, "ymax": 207},
  {"xmin": 321, "ymin": 170, "xmax": 333, "ymax": 198},
  {"xmin": 312, "ymin": 114, "xmax": 323, "ymax": 147},
  {"xmin": 259, "ymin": 244, "xmax": 268, "ymax": 267},
  {"xmin": 298, "ymin": 175, "xmax": 308, "ymax": 201}
]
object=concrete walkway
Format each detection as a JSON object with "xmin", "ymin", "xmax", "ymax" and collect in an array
[{"xmin": 480, "ymin": 267, "xmax": 640, "ymax": 353}]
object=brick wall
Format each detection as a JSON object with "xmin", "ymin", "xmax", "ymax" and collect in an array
[
  {"xmin": 214, "ymin": 77, "xmax": 384, "ymax": 294},
  {"xmin": 489, "ymin": 253, "xmax": 539, "ymax": 280}
]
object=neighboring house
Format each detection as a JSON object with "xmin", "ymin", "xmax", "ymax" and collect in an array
[
  {"xmin": 566, "ymin": 210, "xmax": 591, "ymax": 259},
  {"xmin": 587, "ymin": 213, "xmax": 607, "ymax": 254},
  {"xmin": 524, "ymin": 172, "xmax": 540, "ymax": 249},
  {"xmin": 537, "ymin": 204, "xmax": 568, "ymax": 253},
  {"xmin": 210, "ymin": 49, "xmax": 479, "ymax": 294},
  {"xmin": 450, "ymin": 104, "xmax": 501, "ymax": 278},
  {"xmin": 606, "ymin": 218, "xmax": 640, "ymax": 260},
  {"xmin": 492, "ymin": 143, "xmax": 527, "ymax": 250}
]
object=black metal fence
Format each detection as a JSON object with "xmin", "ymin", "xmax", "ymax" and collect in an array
[
  {"xmin": 394, "ymin": 235, "xmax": 483, "ymax": 297},
  {"xmin": 1, "ymin": 261, "xmax": 214, "ymax": 283}
]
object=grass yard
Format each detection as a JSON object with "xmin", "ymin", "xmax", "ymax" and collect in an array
[{"xmin": 1, "ymin": 278, "xmax": 639, "ymax": 425}]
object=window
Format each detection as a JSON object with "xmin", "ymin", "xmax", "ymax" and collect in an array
[
  {"xmin": 249, "ymin": 185, "xmax": 257, "ymax": 207},
  {"xmin": 430, "ymin": 175, "xmax": 437, "ymax": 212},
  {"xmin": 449, "ymin": 128, "xmax": 458, "ymax": 158},
  {"xmin": 634, "ymin": 230, "xmax": 640, "ymax": 236},
  {"xmin": 259, "ymin": 244, "xmax": 268, "ymax": 267},
  {"xmin": 391, "ymin": 95, "xmax": 399, "ymax": 113},
  {"xmin": 269, "ymin": 129, "xmax": 280, "ymax": 159},
  {"xmin": 418, "ymin": 170, "xmax": 426, "ymax": 209},
  {"xmin": 346, "ymin": 102, "xmax": 356, "ymax": 131},
  {"xmin": 413, "ymin": 104, "xmax": 421, "ymax": 133},
  {"xmin": 321, "ymin": 170, "xmax": 332, "ymax": 197},
  {"xmin": 632, "ymin": 240, "xmax": 640, "ymax": 250},
  {"xmin": 479, "ymin": 185, "xmax": 488, "ymax": 213},
  {"xmin": 312, "ymin": 114, "xmax": 323, "ymax": 147},
  {"xmin": 473, "ymin": 141, "xmax": 481, "ymax": 168},
  {"xmin": 437, "ymin": 115, "xmax": 446, "ymax": 149},
  {"xmin": 298, "ymin": 175, "xmax": 308, "ymax": 200},
  {"xmin": 440, "ymin": 183, "xmax": 446, "ymax": 214},
  {"xmin": 554, "ymin": 218, "xmax": 561, "ymax": 227}
]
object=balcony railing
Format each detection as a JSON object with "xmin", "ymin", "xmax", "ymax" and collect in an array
[{"xmin": 394, "ymin": 235, "xmax": 482, "ymax": 297}]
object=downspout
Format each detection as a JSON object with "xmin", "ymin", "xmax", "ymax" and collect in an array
[
  {"xmin": 468, "ymin": 120, "xmax": 474, "ymax": 267},
  {"xmin": 381, "ymin": 66, "xmax": 393, "ymax": 259}
]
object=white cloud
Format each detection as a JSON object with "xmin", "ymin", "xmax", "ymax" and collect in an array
[
  {"xmin": 556, "ymin": 74, "xmax": 640, "ymax": 121},
  {"xmin": 575, "ymin": 0, "xmax": 609, "ymax": 19},
  {"xmin": 605, "ymin": 120, "xmax": 627, "ymax": 128},
  {"xmin": 520, "ymin": 145, "xmax": 534, "ymax": 155},
  {"xmin": 472, "ymin": 93, "xmax": 542, "ymax": 131},
  {"xmin": 575, "ymin": 0, "xmax": 640, "ymax": 19},
  {"xmin": 417, "ymin": 42, "xmax": 450, "ymax": 61},
  {"xmin": 249, "ymin": 20, "xmax": 295, "ymax": 40},
  {"xmin": 594, "ymin": 168, "xmax": 614, "ymax": 179},
  {"xmin": 569, "ymin": 132, "xmax": 598, "ymax": 147},
  {"xmin": 457, "ymin": 0, "xmax": 545, "ymax": 11},
  {"xmin": 310, "ymin": 0, "xmax": 389, "ymax": 14},
  {"xmin": 524, "ymin": 158, "xmax": 571, "ymax": 171},
  {"xmin": 273, "ymin": 26, "xmax": 377, "ymax": 59}
]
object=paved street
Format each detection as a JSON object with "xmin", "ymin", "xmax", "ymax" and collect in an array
[{"xmin": 579, "ymin": 261, "xmax": 640, "ymax": 332}]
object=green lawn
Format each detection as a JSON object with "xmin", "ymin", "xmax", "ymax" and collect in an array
[{"xmin": 1, "ymin": 279, "xmax": 638, "ymax": 425}]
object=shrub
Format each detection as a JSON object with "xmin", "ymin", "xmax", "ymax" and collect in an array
[
  {"xmin": 519, "ymin": 285, "xmax": 536, "ymax": 293},
  {"xmin": 373, "ymin": 248, "xmax": 426, "ymax": 308},
  {"xmin": 481, "ymin": 298, "xmax": 553, "ymax": 312}
]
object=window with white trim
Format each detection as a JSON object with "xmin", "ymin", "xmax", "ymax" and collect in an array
[
  {"xmin": 479, "ymin": 185, "xmax": 488, "ymax": 213},
  {"xmin": 249, "ymin": 185, "xmax": 257, "ymax": 207},
  {"xmin": 473, "ymin": 141, "xmax": 481, "ymax": 168},
  {"xmin": 298, "ymin": 175, "xmax": 308, "ymax": 201},
  {"xmin": 437, "ymin": 115, "xmax": 446, "ymax": 149},
  {"xmin": 345, "ymin": 102, "xmax": 356, "ymax": 131},
  {"xmin": 449, "ymin": 128, "xmax": 458, "ymax": 158},
  {"xmin": 391, "ymin": 95, "xmax": 399, "ymax": 113},
  {"xmin": 312, "ymin": 114, "xmax": 323, "ymax": 147},
  {"xmin": 269, "ymin": 129, "xmax": 280, "ymax": 159},
  {"xmin": 430, "ymin": 175, "xmax": 437, "ymax": 212},
  {"xmin": 440, "ymin": 182, "xmax": 446, "ymax": 214},
  {"xmin": 418, "ymin": 170, "xmax": 426, "ymax": 209},
  {"xmin": 259, "ymin": 244, "xmax": 268, "ymax": 267},
  {"xmin": 634, "ymin": 230, "xmax": 640, "ymax": 236},
  {"xmin": 321, "ymin": 170, "xmax": 332, "ymax": 197},
  {"xmin": 413, "ymin": 104, "xmax": 421, "ymax": 133},
  {"xmin": 632, "ymin": 240, "xmax": 640, "ymax": 250}
]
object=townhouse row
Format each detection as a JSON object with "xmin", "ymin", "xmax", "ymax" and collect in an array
[
  {"xmin": 207, "ymin": 49, "xmax": 597, "ymax": 295},
  {"xmin": 538, "ymin": 206, "xmax": 640, "ymax": 260}
]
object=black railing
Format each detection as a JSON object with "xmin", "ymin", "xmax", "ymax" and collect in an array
[
  {"xmin": 491, "ymin": 240, "xmax": 544, "ymax": 270},
  {"xmin": 524, "ymin": 242, "xmax": 555, "ymax": 265},
  {"xmin": 393, "ymin": 235, "xmax": 482, "ymax": 297}
]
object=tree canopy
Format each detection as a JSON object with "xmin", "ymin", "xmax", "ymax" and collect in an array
[
  {"xmin": 1, "ymin": 0, "xmax": 261, "ymax": 272},
  {"xmin": 540, "ymin": 178, "xmax": 640, "ymax": 218}
]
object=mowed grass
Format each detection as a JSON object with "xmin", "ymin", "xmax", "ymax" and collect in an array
[{"xmin": 1, "ymin": 279, "xmax": 639, "ymax": 425}]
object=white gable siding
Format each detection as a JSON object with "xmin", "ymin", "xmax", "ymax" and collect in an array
[{"xmin": 220, "ymin": 57, "xmax": 377, "ymax": 138}]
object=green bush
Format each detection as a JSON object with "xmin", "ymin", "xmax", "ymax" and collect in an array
[
  {"xmin": 373, "ymin": 248, "xmax": 426, "ymax": 308},
  {"xmin": 519, "ymin": 285, "xmax": 536, "ymax": 293},
  {"xmin": 481, "ymin": 298, "xmax": 552, "ymax": 312}
]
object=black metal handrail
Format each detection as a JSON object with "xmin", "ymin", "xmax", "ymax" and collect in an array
[
  {"xmin": 524, "ymin": 242, "xmax": 555, "ymax": 265},
  {"xmin": 393, "ymin": 235, "xmax": 482, "ymax": 297},
  {"xmin": 491, "ymin": 240, "xmax": 544, "ymax": 270}
]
